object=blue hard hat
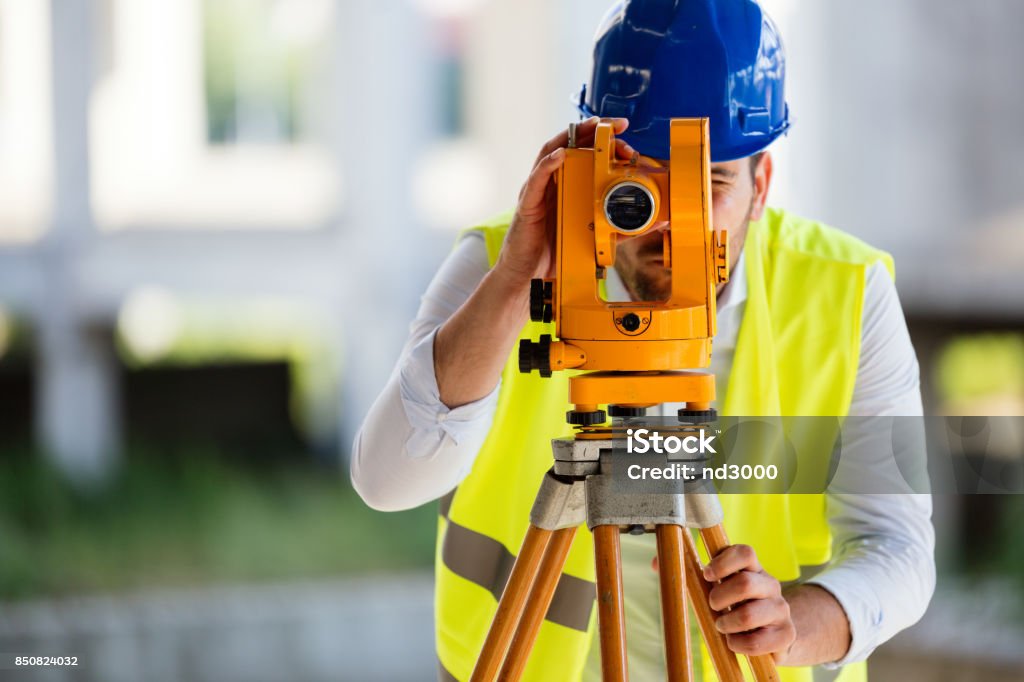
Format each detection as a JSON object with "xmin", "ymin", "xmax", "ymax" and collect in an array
[{"xmin": 577, "ymin": 0, "xmax": 790, "ymax": 162}]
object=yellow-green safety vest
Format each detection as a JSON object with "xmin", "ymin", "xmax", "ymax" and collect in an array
[{"xmin": 435, "ymin": 207, "xmax": 894, "ymax": 682}]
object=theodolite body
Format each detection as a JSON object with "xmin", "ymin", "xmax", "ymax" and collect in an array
[{"xmin": 522, "ymin": 118, "xmax": 729, "ymax": 377}]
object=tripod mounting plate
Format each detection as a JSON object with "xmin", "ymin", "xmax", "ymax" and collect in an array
[
  {"xmin": 539, "ymin": 436, "xmax": 726, "ymax": 530},
  {"xmin": 585, "ymin": 472, "xmax": 687, "ymax": 530}
]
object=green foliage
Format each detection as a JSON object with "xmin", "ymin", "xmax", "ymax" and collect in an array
[
  {"xmin": 936, "ymin": 334, "xmax": 1024, "ymax": 401},
  {"xmin": 994, "ymin": 495, "xmax": 1024, "ymax": 612},
  {"xmin": 0, "ymin": 450, "xmax": 435, "ymax": 600}
]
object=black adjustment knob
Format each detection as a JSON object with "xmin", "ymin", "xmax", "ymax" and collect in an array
[
  {"xmin": 542, "ymin": 303, "xmax": 553, "ymax": 324},
  {"xmin": 536, "ymin": 334, "xmax": 552, "ymax": 377},
  {"xmin": 518, "ymin": 335, "xmax": 553, "ymax": 377},
  {"xmin": 621, "ymin": 312, "xmax": 641, "ymax": 332},
  {"xmin": 566, "ymin": 409, "xmax": 607, "ymax": 426},
  {"xmin": 529, "ymin": 279, "xmax": 545, "ymax": 322},
  {"xmin": 677, "ymin": 407, "xmax": 718, "ymax": 424},
  {"xmin": 518, "ymin": 339, "xmax": 534, "ymax": 374},
  {"xmin": 608, "ymin": 405, "xmax": 647, "ymax": 418}
]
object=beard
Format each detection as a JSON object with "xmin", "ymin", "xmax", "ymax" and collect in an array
[
  {"xmin": 616, "ymin": 198, "xmax": 754, "ymax": 302},
  {"xmin": 627, "ymin": 240, "xmax": 672, "ymax": 301}
]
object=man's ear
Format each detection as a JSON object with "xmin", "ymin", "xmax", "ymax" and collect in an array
[{"xmin": 749, "ymin": 152, "xmax": 773, "ymax": 222}]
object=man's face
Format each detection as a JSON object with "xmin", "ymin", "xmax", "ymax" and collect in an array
[{"xmin": 613, "ymin": 152, "xmax": 772, "ymax": 301}]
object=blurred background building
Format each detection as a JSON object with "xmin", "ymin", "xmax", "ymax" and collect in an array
[{"xmin": 0, "ymin": 1, "xmax": 1021, "ymax": 680}]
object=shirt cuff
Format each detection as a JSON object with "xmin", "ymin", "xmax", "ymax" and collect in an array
[
  {"xmin": 806, "ymin": 567, "xmax": 885, "ymax": 668},
  {"xmin": 398, "ymin": 327, "xmax": 501, "ymax": 460}
]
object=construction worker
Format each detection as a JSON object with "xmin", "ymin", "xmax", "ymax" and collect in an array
[{"xmin": 352, "ymin": 1, "xmax": 934, "ymax": 680}]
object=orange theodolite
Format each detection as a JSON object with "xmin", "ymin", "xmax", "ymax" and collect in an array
[{"xmin": 471, "ymin": 120, "xmax": 779, "ymax": 682}]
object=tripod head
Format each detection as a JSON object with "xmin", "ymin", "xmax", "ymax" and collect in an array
[{"xmin": 520, "ymin": 119, "xmax": 729, "ymax": 381}]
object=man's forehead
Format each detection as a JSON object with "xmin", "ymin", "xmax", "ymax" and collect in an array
[
  {"xmin": 639, "ymin": 157, "xmax": 748, "ymax": 177},
  {"xmin": 711, "ymin": 164, "xmax": 740, "ymax": 178}
]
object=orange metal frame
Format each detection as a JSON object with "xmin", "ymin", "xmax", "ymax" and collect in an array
[{"xmin": 541, "ymin": 118, "xmax": 728, "ymax": 406}]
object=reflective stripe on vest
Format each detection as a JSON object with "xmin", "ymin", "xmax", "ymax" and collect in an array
[
  {"xmin": 439, "ymin": 490, "xmax": 595, "ymax": 633},
  {"xmin": 435, "ymin": 208, "xmax": 891, "ymax": 681}
]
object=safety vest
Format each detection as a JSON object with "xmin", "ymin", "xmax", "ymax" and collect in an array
[{"xmin": 435, "ymin": 208, "xmax": 894, "ymax": 682}]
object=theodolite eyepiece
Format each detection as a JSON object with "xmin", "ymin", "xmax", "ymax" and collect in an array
[{"xmin": 603, "ymin": 181, "xmax": 657, "ymax": 232}]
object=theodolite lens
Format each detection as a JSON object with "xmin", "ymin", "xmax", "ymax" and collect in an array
[{"xmin": 604, "ymin": 182, "xmax": 655, "ymax": 232}]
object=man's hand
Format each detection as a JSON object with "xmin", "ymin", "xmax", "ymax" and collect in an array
[
  {"xmin": 702, "ymin": 544, "xmax": 796, "ymax": 661},
  {"xmin": 434, "ymin": 118, "xmax": 637, "ymax": 408},
  {"xmin": 493, "ymin": 117, "xmax": 636, "ymax": 287}
]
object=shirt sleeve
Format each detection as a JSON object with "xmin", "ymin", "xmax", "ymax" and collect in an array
[
  {"xmin": 350, "ymin": 233, "xmax": 502, "ymax": 511},
  {"xmin": 806, "ymin": 261, "xmax": 936, "ymax": 667}
]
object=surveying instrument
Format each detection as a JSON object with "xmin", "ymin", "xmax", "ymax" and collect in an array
[{"xmin": 469, "ymin": 119, "xmax": 780, "ymax": 681}]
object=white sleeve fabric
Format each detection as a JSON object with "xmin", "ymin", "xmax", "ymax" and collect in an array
[
  {"xmin": 350, "ymin": 233, "xmax": 500, "ymax": 511},
  {"xmin": 807, "ymin": 261, "xmax": 936, "ymax": 667}
]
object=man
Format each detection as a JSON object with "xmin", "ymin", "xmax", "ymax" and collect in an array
[{"xmin": 352, "ymin": 1, "xmax": 934, "ymax": 680}]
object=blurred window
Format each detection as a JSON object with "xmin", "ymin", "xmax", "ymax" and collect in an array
[
  {"xmin": 89, "ymin": 0, "xmax": 339, "ymax": 230},
  {"xmin": 203, "ymin": 0, "xmax": 329, "ymax": 145},
  {"xmin": 0, "ymin": 0, "xmax": 53, "ymax": 243},
  {"xmin": 436, "ymin": 20, "xmax": 466, "ymax": 137}
]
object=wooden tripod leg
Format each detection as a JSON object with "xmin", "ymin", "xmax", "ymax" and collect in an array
[
  {"xmin": 655, "ymin": 525, "xmax": 693, "ymax": 682},
  {"xmin": 471, "ymin": 525, "xmax": 554, "ymax": 682},
  {"xmin": 593, "ymin": 525, "xmax": 628, "ymax": 682},
  {"xmin": 700, "ymin": 525, "xmax": 781, "ymax": 682},
  {"xmin": 682, "ymin": 529, "xmax": 744, "ymax": 682},
  {"xmin": 497, "ymin": 526, "xmax": 578, "ymax": 682}
]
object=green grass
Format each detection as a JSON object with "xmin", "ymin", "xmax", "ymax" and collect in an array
[
  {"xmin": 993, "ymin": 495, "xmax": 1024, "ymax": 607},
  {"xmin": 0, "ymin": 449, "xmax": 436, "ymax": 600}
]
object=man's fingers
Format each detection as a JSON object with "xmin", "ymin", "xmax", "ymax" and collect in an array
[
  {"xmin": 691, "ymin": 543, "xmax": 794, "ymax": 659},
  {"xmin": 725, "ymin": 623, "xmax": 796, "ymax": 657},
  {"xmin": 714, "ymin": 596, "xmax": 789, "ymax": 634},
  {"xmin": 533, "ymin": 117, "xmax": 630, "ymax": 167},
  {"xmin": 533, "ymin": 116, "xmax": 597, "ymax": 165},
  {"xmin": 703, "ymin": 544, "xmax": 762, "ymax": 582},
  {"xmin": 518, "ymin": 148, "xmax": 565, "ymax": 221},
  {"xmin": 707, "ymin": 570, "xmax": 780, "ymax": 611},
  {"xmin": 572, "ymin": 116, "xmax": 629, "ymax": 151},
  {"xmin": 614, "ymin": 138, "xmax": 638, "ymax": 161}
]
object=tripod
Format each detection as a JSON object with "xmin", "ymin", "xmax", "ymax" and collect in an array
[{"xmin": 469, "ymin": 370, "xmax": 779, "ymax": 682}]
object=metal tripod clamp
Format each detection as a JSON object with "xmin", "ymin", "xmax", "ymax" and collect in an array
[
  {"xmin": 534, "ymin": 437, "xmax": 726, "ymax": 531},
  {"xmin": 529, "ymin": 471, "xmax": 587, "ymax": 531}
]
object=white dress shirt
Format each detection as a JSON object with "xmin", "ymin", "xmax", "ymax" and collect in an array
[{"xmin": 351, "ymin": 229, "xmax": 935, "ymax": 675}]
